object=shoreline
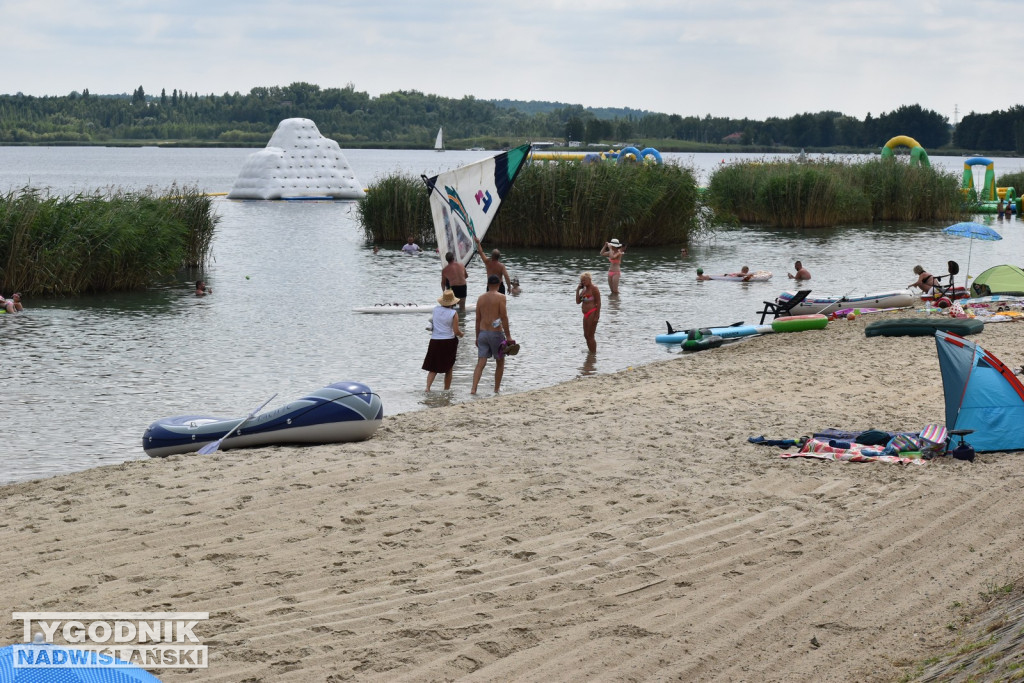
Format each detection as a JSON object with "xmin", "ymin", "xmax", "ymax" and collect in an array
[{"xmin": 3, "ymin": 311, "xmax": 1024, "ymax": 680}]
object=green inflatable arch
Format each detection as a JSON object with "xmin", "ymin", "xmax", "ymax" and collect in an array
[
  {"xmin": 962, "ymin": 157, "xmax": 996, "ymax": 201},
  {"xmin": 880, "ymin": 135, "xmax": 931, "ymax": 167}
]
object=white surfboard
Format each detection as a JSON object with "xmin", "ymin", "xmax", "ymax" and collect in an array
[{"xmin": 353, "ymin": 303, "xmax": 477, "ymax": 314}]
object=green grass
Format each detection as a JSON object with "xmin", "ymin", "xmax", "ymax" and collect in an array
[{"xmin": 0, "ymin": 185, "xmax": 218, "ymax": 295}]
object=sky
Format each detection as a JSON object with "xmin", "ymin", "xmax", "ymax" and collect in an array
[{"xmin": 2, "ymin": 0, "xmax": 1019, "ymax": 122}]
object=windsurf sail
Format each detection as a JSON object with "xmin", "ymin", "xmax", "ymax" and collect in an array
[
  {"xmin": 435, "ymin": 127, "xmax": 444, "ymax": 152},
  {"xmin": 423, "ymin": 143, "xmax": 531, "ymax": 267}
]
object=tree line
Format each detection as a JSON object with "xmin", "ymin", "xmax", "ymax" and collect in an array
[{"xmin": 0, "ymin": 82, "xmax": 1020, "ymax": 153}]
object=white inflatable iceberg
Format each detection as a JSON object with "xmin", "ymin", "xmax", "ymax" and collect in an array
[{"xmin": 228, "ymin": 118, "xmax": 364, "ymax": 200}]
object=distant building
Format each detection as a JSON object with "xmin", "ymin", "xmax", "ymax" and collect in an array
[{"xmin": 722, "ymin": 132, "xmax": 744, "ymax": 144}]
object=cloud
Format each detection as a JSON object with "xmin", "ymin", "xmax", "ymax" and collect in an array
[{"xmin": 0, "ymin": 0, "xmax": 1020, "ymax": 120}]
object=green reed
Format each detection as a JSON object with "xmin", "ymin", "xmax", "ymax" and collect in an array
[
  {"xmin": 356, "ymin": 174, "xmax": 435, "ymax": 245},
  {"xmin": 708, "ymin": 157, "xmax": 965, "ymax": 228},
  {"xmin": 0, "ymin": 185, "xmax": 218, "ymax": 295},
  {"xmin": 358, "ymin": 161, "xmax": 707, "ymax": 249}
]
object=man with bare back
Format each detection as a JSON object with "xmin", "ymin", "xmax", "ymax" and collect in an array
[
  {"xmin": 474, "ymin": 237, "xmax": 511, "ymax": 294},
  {"xmin": 472, "ymin": 275, "xmax": 513, "ymax": 394},
  {"xmin": 441, "ymin": 251, "xmax": 469, "ymax": 313}
]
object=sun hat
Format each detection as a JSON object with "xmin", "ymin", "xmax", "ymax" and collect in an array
[
  {"xmin": 437, "ymin": 289, "xmax": 459, "ymax": 307},
  {"xmin": 609, "ymin": 238, "xmax": 622, "ymax": 248}
]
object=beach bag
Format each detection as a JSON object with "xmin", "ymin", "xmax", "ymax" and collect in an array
[
  {"xmin": 950, "ymin": 442, "xmax": 975, "ymax": 462},
  {"xmin": 918, "ymin": 424, "xmax": 948, "ymax": 457}
]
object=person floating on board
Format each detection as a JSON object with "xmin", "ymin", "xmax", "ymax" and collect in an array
[
  {"xmin": 401, "ymin": 236, "xmax": 422, "ymax": 254},
  {"xmin": 474, "ymin": 237, "xmax": 511, "ymax": 294},
  {"xmin": 0, "ymin": 293, "xmax": 22, "ymax": 313},
  {"xmin": 599, "ymin": 238, "xmax": 625, "ymax": 295},
  {"xmin": 788, "ymin": 260, "xmax": 811, "ymax": 280},
  {"xmin": 441, "ymin": 251, "xmax": 469, "ymax": 314},
  {"xmin": 472, "ymin": 275, "xmax": 514, "ymax": 394},
  {"xmin": 696, "ymin": 268, "xmax": 712, "ymax": 281},
  {"xmin": 727, "ymin": 266, "xmax": 755, "ymax": 282}
]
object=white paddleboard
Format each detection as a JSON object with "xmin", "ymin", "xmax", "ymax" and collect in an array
[{"xmin": 353, "ymin": 303, "xmax": 477, "ymax": 314}]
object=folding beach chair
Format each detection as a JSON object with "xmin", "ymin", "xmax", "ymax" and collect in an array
[
  {"xmin": 931, "ymin": 261, "xmax": 960, "ymax": 300},
  {"xmin": 758, "ymin": 289, "xmax": 811, "ymax": 324}
]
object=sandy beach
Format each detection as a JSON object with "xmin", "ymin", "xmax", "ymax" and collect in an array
[{"xmin": 2, "ymin": 311, "xmax": 1024, "ymax": 681}]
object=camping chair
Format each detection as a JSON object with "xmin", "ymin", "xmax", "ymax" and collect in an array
[
  {"xmin": 758, "ymin": 289, "xmax": 811, "ymax": 324},
  {"xmin": 931, "ymin": 261, "xmax": 960, "ymax": 300}
]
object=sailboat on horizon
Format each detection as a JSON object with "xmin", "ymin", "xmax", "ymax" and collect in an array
[{"xmin": 434, "ymin": 127, "xmax": 444, "ymax": 152}]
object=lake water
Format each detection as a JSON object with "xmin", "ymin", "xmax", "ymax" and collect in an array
[{"xmin": 2, "ymin": 147, "xmax": 1023, "ymax": 484}]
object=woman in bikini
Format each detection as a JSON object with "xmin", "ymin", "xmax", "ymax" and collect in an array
[
  {"xmin": 576, "ymin": 271, "xmax": 601, "ymax": 353},
  {"xmin": 599, "ymin": 239, "xmax": 624, "ymax": 294},
  {"xmin": 909, "ymin": 265, "xmax": 937, "ymax": 294}
]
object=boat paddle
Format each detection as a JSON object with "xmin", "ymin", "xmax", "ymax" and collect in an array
[
  {"xmin": 666, "ymin": 320, "xmax": 743, "ymax": 335},
  {"xmin": 197, "ymin": 393, "xmax": 278, "ymax": 455},
  {"xmin": 811, "ymin": 287, "xmax": 857, "ymax": 316}
]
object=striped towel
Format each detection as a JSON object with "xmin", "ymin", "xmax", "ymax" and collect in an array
[{"xmin": 781, "ymin": 437, "xmax": 927, "ymax": 465}]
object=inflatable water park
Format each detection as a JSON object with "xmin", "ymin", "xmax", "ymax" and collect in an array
[
  {"xmin": 881, "ymin": 135, "xmax": 1018, "ymax": 214},
  {"xmin": 228, "ymin": 118, "xmax": 365, "ymax": 200},
  {"xmin": 880, "ymin": 135, "xmax": 932, "ymax": 167},
  {"xmin": 960, "ymin": 156, "xmax": 1018, "ymax": 214},
  {"xmin": 530, "ymin": 146, "xmax": 663, "ymax": 165}
]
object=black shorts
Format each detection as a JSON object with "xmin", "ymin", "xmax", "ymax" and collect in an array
[{"xmin": 450, "ymin": 284, "xmax": 467, "ymax": 299}]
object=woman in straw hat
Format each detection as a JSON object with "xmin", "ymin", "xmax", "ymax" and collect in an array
[
  {"xmin": 599, "ymin": 238, "xmax": 625, "ymax": 294},
  {"xmin": 422, "ymin": 289, "xmax": 465, "ymax": 391}
]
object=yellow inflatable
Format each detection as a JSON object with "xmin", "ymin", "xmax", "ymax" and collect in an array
[{"xmin": 880, "ymin": 135, "xmax": 931, "ymax": 167}]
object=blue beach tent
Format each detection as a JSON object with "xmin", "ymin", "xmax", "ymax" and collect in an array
[{"xmin": 935, "ymin": 330, "xmax": 1024, "ymax": 452}]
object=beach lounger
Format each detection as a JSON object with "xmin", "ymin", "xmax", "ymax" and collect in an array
[{"xmin": 758, "ymin": 289, "xmax": 811, "ymax": 324}]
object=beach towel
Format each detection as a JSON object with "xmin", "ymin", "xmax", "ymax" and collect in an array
[{"xmin": 781, "ymin": 437, "xmax": 927, "ymax": 465}]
